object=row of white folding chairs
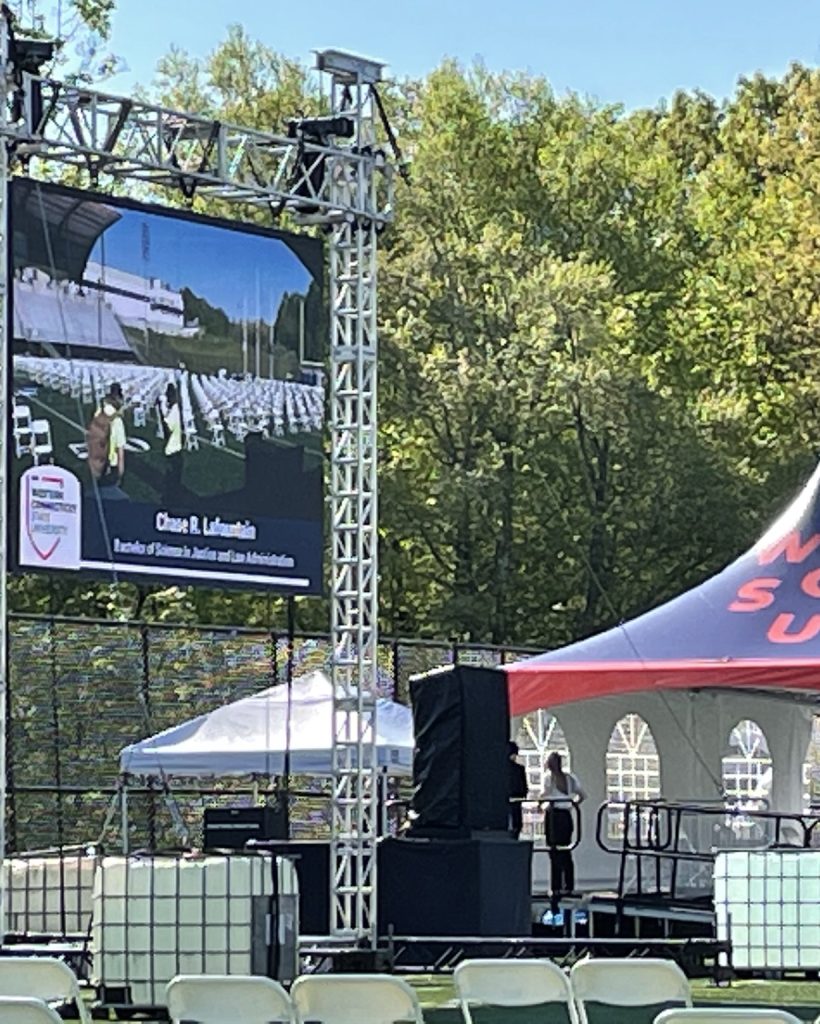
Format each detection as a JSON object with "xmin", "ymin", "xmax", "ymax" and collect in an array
[
  {"xmin": 166, "ymin": 965, "xmax": 805, "ymax": 1024},
  {"xmin": 17, "ymin": 355, "xmax": 197, "ymax": 448},
  {"xmin": 167, "ymin": 974, "xmax": 422, "ymax": 1024},
  {"xmin": 198, "ymin": 373, "xmax": 322, "ymax": 436},
  {"xmin": 0, "ymin": 956, "xmax": 804, "ymax": 1024},
  {"xmin": 15, "ymin": 354, "xmax": 170, "ymax": 421},
  {"xmin": 452, "ymin": 958, "xmax": 803, "ymax": 1024},
  {"xmin": 0, "ymin": 963, "xmax": 418, "ymax": 1024},
  {"xmin": 16, "ymin": 353, "xmax": 322, "ymax": 440}
]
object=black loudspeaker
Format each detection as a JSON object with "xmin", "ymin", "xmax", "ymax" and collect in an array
[
  {"xmin": 204, "ymin": 805, "xmax": 288, "ymax": 849},
  {"xmin": 409, "ymin": 664, "xmax": 510, "ymax": 836},
  {"xmin": 378, "ymin": 836, "xmax": 532, "ymax": 936}
]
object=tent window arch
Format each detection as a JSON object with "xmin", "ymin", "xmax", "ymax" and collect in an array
[
  {"xmin": 804, "ymin": 716, "xmax": 820, "ymax": 811},
  {"xmin": 606, "ymin": 714, "xmax": 660, "ymax": 838},
  {"xmin": 516, "ymin": 710, "xmax": 570, "ymax": 840},
  {"xmin": 722, "ymin": 719, "xmax": 771, "ymax": 808}
]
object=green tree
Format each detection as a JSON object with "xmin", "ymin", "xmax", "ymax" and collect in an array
[
  {"xmin": 10, "ymin": 28, "xmax": 820, "ymax": 655},
  {"xmin": 378, "ymin": 62, "xmax": 756, "ymax": 645},
  {"xmin": 670, "ymin": 66, "xmax": 820, "ymax": 491},
  {"xmin": 7, "ymin": 0, "xmax": 122, "ymax": 81}
]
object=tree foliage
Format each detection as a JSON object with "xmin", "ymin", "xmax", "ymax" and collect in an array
[
  {"xmin": 7, "ymin": 0, "xmax": 122, "ymax": 81},
  {"xmin": 9, "ymin": 26, "xmax": 820, "ymax": 652}
]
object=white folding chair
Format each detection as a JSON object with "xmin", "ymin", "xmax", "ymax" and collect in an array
[
  {"xmin": 454, "ymin": 958, "xmax": 578, "ymax": 1024},
  {"xmin": 13, "ymin": 405, "xmax": 33, "ymax": 457},
  {"xmin": 31, "ymin": 420, "xmax": 53, "ymax": 466},
  {"xmin": 0, "ymin": 957, "xmax": 90, "ymax": 1024},
  {"xmin": 166, "ymin": 975, "xmax": 296, "ymax": 1024},
  {"xmin": 571, "ymin": 958, "xmax": 691, "ymax": 1024},
  {"xmin": 0, "ymin": 996, "xmax": 64, "ymax": 1024},
  {"xmin": 655, "ymin": 1011, "xmax": 803, "ymax": 1024},
  {"xmin": 209, "ymin": 417, "xmax": 225, "ymax": 447},
  {"xmin": 291, "ymin": 974, "xmax": 424, "ymax": 1024}
]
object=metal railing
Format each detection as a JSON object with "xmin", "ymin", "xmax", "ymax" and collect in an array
[
  {"xmin": 536, "ymin": 797, "xmax": 583, "ymax": 851},
  {"xmin": 596, "ymin": 799, "xmax": 820, "ymax": 902}
]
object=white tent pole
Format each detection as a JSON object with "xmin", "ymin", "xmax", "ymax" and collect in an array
[{"xmin": 121, "ymin": 785, "xmax": 129, "ymax": 855}]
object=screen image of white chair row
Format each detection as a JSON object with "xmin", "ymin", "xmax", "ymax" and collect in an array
[
  {"xmin": 166, "ymin": 974, "xmax": 423, "ymax": 1024},
  {"xmin": 15, "ymin": 354, "xmax": 325, "ymax": 446},
  {"xmin": 0, "ymin": 957, "xmax": 90, "ymax": 1024}
]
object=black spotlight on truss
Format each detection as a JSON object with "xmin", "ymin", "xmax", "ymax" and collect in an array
[
  {"xmin": 286, "ymin": 48, "xmax": 386, "ymax": 217},
  {"xmin": 287, "ymin": 114, "xmax": 355, "ymax": 215}
]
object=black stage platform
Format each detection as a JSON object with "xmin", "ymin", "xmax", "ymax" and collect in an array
[
  {"xmin": 532, "ymin": 888, "xmax": 716, "ymax": 940},
  {"xmin": 260, "ymin": 836, "xmax": 532, "ymax": 937}
]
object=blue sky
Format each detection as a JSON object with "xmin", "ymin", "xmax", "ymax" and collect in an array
[
  {"xmin": 101, "ymin": 0, "xmax": 819, "ymax": 111},
  {"xmin": 89, "ymin": 207, "xmax": 315, "ymax": 322}
]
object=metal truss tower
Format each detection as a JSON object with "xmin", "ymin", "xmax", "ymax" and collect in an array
[
  {"xmin": 0, "ymin": 20, "xmax": 392, "ymax": 941},
  {"xmin": 325, "ymin": 69, "xmax": 381, "ymax": 941}
]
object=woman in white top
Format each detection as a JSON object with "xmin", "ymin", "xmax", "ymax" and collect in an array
[
  {"xmin": 540, "ymin": 751, "xmax": 585, "ymax": 913},
  {"xmin": 160, "ymin": 382, "xmax": 184, "ymax": 504}
]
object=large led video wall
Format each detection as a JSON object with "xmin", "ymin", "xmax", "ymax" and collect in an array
[{"xmin": 9, "ymin": 178, "xmax": 325, "ymax": 592}]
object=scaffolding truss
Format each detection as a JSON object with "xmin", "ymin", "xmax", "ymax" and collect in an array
[{"xmin": 0, "ymin": 21, "xmax": 392, "ymax": 941}]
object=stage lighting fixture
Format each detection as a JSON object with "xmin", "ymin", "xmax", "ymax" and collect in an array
[
  {"xmin": 287, "ymin": 115, "xmax": 356, "ymax": 215},
  {"xmin": 2, "ymin": 2, "xmax": 57, "ymax": 132},
  {"xmin": 287, "ymin": 115, "xmax": 355, "ymax": 143},
  {"xmin": 314, "ymin": 48, "xmax": 385, "ymax": 85},
  {"xmin": 10, "ymin": 36, "xmax": 55, "ymax": 75}
]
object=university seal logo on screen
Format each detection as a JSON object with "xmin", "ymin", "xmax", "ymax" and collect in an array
[{"xmin": 19, "ymin": 466, "xmax": 81, "ymax": 570}]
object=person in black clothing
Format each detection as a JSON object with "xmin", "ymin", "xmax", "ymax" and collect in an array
[{"xmin": 507, "ymin": 741, "xmax": 529, "ymax": 838}]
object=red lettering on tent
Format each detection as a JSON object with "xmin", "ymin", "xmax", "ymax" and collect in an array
[
  {"xmin": 728, "ymin": 578, "xmax": 782, "ymax": 611},
  {"xmin": 758, "ymin": 530, "xmax": 820, "ymax": 566},
  {"xmin": 802, "ymin": 568, "xmax": 820, "ymax": 598},
  {"xmin": 767, "ymin": 613, "xmax": 820, "ymax": 644}
]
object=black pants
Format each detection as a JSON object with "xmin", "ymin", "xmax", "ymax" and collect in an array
[
  {"xmin": 164, "ymin": 451, "xmax": 183, "ymax": 504},
  {"xmin": 509, "ymin": 804, "xmax": 523, "ymax": 839},
  {"xmin": 545, "ymin": 807, "xmax": 575, "ymax": 912},
  {"xmin": 97, "ymin": 463, "xmax": 121, "ymax": 489}
]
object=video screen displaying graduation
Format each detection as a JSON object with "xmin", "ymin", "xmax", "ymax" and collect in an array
[{"xmin": 9, "ymin": 178, "xmax": 325, "ymax": 592}]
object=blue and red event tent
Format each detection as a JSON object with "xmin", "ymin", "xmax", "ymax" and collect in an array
[{"xmin": 507, "ymin": 463, "xmax": 820, "ymax": 716}]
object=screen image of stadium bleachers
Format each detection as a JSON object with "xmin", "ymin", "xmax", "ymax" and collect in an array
[{"xmin": 11, "ymin": 354, "xmax": 324, "ymax": 519}]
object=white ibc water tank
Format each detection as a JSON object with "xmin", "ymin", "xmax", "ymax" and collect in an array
[
  {"xmin": 3, "ymin": 854, "xmax": 97, "ymax": 937},
  {"xmin": 92, "ymin": 853, "xmax": 298, "ymax": 1008}
]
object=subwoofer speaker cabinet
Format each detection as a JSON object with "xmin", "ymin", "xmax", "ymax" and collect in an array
[{"xmin": 409, "ymin": 664, "xmax": 510, "ymax": 837}]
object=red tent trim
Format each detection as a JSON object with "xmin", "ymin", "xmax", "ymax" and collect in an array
[{"xmin": 508, "ymin": 659, "xmax": 820, "ymax": 715}]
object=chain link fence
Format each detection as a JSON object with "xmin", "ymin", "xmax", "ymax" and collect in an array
[{"xmin": 7, "ymin": 613, "xmax": 536, "ymax": 854}]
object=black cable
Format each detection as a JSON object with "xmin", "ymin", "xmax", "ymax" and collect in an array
[{"xmin": 370, "ymin": 85, "xmax": 410, "ymax": 184}]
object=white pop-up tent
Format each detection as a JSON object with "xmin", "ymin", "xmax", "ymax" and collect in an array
[{"xmin": 119, "ymin": 670, "xmax": 414, "ymax": 778}]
